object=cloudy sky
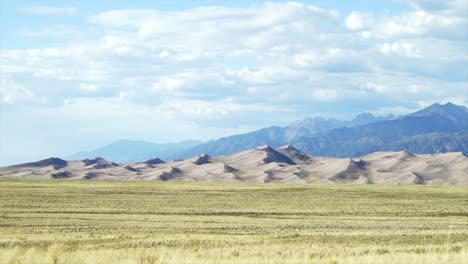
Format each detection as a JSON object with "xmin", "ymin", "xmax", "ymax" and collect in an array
[{"xmin": 1, "ymin": 0, "xmax": 467, "ymax": 165}]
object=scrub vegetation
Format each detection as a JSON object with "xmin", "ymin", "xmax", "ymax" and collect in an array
[{"xmin": 0, "ymin": 178, "xmax": 466, "ymax": 263}]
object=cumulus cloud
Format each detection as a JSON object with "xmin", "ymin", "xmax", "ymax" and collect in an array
[
  {"xmin": 19, "ymin": 25, "xmax": 82, "ymax": 38},
  {"xmin": 378, "ymin": 42, "xmax": 422, "ymax": 58},
  {"xmin": 0, "ymin": 79, "xmax": 47, "ymax": 104},
  {"xmin": 4, "ymin": 1, "xmax": 466, "ymax": 107},
  {"xmin": 1, "ymin": 1, "xmax": 467, "ymax": 163},
  {"xmin": 345, "ymin": 11, "xmax": 374, "ymax": 30},
  {"xmin": 401, "ymin": 0, "xmax": 468, "ymax": 15},
  {"xmin": 346, "ymin": 2, "xmax": 468, "ymax": 40},
  {"xmin": 19, "ymin": 6, "xmax": 77, "ymax": 15}
]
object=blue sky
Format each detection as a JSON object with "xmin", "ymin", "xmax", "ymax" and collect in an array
[{"xmin": 1, "ymin": 0, "xmax": 467, "ymax": 165}]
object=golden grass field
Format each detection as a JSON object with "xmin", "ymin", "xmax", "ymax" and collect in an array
[{"xmin": 0, "ymin": 178, "xmax": 466, "ymax": 264}]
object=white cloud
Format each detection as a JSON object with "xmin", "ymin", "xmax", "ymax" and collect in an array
[
  {"xmin": 369, "ymin": 105, "xmax": 419, "ymax": 116},
  {"xmin": 0, "ymin": 79, "xmax": 47, "ymax": 104},
  {"xmin": 88, "ymin": 2, "xmax": 339, "ymax": 52},
  {"xmin": 19, "ymin": 25, "xmax": 82, "ymax": 38},
  {"xmin": 400, "ymin": 0, "xmax": 468, "ymax": 16},
  {"xmin": 3, "ymin": 2, "xmax": 465, "ymax": 108},
  {"xmin": 407, "ymin": 84, "xmax": 431, "ymax": 94},
  {"xmin": 79, "ymin": 83, "xmax": 99, "ymax": 92},
  {"xmin": 378, "ymin": 42, "xmax": 422, "ymax": 58},
  {"xmin": 345, "ymin": 11, "xmax": 374, "ymax": 30},
  {"xmin": 1, "ymin": 1, "xmax": 467, "ymax": 163},
  {"xmin": 362, "ymin": 83, "xmax": 387, "ymax": 93},
  {"xmin": 19, "ymin": 6, "xmax": 77, "ymax": 15},
  {"xmin": 310, "ymin": 89, "xmax": 339, "ymax": 101},
  {"xmin": 346, "ymin": 8, "xmax": 468, "ymax": 40}
]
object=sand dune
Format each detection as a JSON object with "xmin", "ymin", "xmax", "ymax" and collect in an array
[
  {"xmin": 11, "ymin": 157, "xmax": 68, "ymax": 170},
  {"xmin": 1, "ymin": 146, "xmax": 466, "ymax": 185},
  {"xmin": 142, "ymin": 158, "xmax": 165, "ymax": 165}
]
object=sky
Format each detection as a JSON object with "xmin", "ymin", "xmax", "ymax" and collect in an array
[{"xmin": 1, "ymin": 0, "xmax": 467, "ymax": 165}]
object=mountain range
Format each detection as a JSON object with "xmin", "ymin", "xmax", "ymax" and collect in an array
[
  {"xmin": 66, "ymin": 102, "xmax": 467, "ymax": 163},
  {"xmin": 292, "ymin": 102, "xmax": 468, "ymax": 157},
  {"xmin": 171, "ymin": 113, "xmax": 394, "ymax": 159},
  {"xmin": 66, "ymin": 140, "xmax": 202, "ymax": 163},
  {"xmin": 67, "ymin": 111, "xmax": 394, "ymax": 162}
]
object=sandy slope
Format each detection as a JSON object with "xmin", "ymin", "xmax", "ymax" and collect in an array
[{"xmin": 1, "ymin": 145, "xmax": 466, "ymax": 185}]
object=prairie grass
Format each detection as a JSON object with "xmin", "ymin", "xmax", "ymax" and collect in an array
[{"xmin": 0, "ymin": 178, "xmax": 466, "ymax": 263}]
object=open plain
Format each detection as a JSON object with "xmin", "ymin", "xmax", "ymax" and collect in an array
[{"xmin": 0, "ymin": 178, "xmax": 466, "ymax": 264}]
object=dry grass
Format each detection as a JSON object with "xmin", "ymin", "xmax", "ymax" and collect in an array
[{"xmin": 0, "ymin": 178, "xmax": 466, "ymax": 263}]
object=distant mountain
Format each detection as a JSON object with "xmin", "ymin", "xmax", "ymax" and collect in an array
[
  {"xmin": 172, "ymin": 126, "xmax": 288, "ymax": 159},
  {"xmin": 285, "ymin": 113, "xmax": 393, "ymax": 140},
  {"xmin": 387, "ymin": 132, "xmax": 468, "ymax": 154},
  {"xmin": 292, "ymin": 103, "xmax": 468, "ymax": 157},
  {"xmin": 66, "ymin": 139, "xmax": 202, "ymax": 163},
  {"xmin": 66, "ymin": 103, "xmax": 467, "ymax": 162},
  {"xmin": 172, "ymin": 113, "xmax": 393, "ymax": 159}
]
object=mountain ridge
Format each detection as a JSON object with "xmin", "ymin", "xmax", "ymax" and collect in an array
[
  {"xmin": 66, "ymin": 139, "xmax": 202, "ymax": 163},
  {"xmin": 64, "ymin": 103, "xmax": 467, "ymax": 163},
  {"xmin": 292, "ymin": 103, "xmax": 468, "ymax": 157},
  {"xmin": 170, "ymin": 112, "xmax": 394, "ymax": 159}
]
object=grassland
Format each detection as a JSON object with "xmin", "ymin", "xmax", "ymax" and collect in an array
[{"xmin": 0, "ymin": 178, "xmax": 466, "ymax": 264}]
